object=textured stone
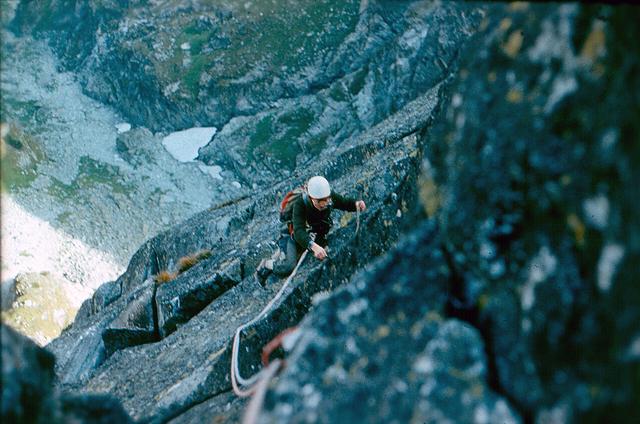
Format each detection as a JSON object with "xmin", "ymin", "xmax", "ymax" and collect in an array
[
  {"xmin": 2, "ymin": 324, "xmax": 133, "ymax": 423},
  {"xmin": 8, "ymin": 2, "xmax": 638, "ymax": 423},
  {"xmin": 102, "ymin": 279, "xmax": 157, "ymax": 358},
  {"xmin": 1, "ymin": 324, "xmax": 57, "ymax": 422},
  {"xmin": 156, "ymin": 259, "xmax": 240, "ymax": 338}
]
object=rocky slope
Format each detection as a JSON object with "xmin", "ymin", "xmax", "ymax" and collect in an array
[{"xmin": 3, "ymin": 1, "xmax": 639, "ymax": 424}]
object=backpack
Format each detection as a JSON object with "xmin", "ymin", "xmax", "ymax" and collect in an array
[{"xmin": 279, "ymin": 186, "xmax": 309, "ymax": 235}]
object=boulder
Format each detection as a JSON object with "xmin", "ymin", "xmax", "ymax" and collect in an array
[
  {"xmin": 115, "ymin": 127, "xmax": 157, "ymax": 167},
  {"xmin": 1, "ymin": 324, "xmax": 57, "ymax": 422},
  {"xmin": 1, "ymin": 272, "xmax": 76, "ymax": 346},
  {"xmin": 2, "ymin": 324, "xmax": 133, "ymax": 423}
]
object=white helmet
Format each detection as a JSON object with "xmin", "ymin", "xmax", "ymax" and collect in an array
[{"xmin": 307, "ymin": 176, "xmax": 331, "ymax": 198}]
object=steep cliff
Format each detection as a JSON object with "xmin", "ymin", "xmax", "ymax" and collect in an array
[{"xmin": 3, "ymin": 2, "xmax": 638, "ymax": 424}]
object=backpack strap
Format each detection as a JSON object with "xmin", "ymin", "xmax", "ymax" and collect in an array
[{"xmin": 288, "ymin": 192, "xmax": 311, "ymax": 237}]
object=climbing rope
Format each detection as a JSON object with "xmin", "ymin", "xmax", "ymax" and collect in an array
[
  {"xmin": 241, "ymin": 358, "xmax": 283, "ymax": 424},
  {"xmin": 231, "ymin": 249, "xmax": 309, "ymax": 397},
  {"xmin": 232, "ymin": 205, "xmax": 363, "ymax": 400},
  {"xmin": 261, "ymin": 326, "xmax": 298, "ymax": 367}
]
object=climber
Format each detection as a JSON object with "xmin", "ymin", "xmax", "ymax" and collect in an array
[{"xmin": 255, "ymin": 175, "xmax": 366, "ymax": 285}]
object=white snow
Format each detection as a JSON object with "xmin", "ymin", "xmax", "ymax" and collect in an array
[
  {"xmin": 161, "ymin": 127, "xmax": 217, "ymax": 162},
  {"xmin": 115, "ymin": 123, "xmax": 131, "ymax": 133}
]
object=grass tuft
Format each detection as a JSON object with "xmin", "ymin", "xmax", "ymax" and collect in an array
[
  {"xmin": 177, "ymin": 249, "xmax": 212, "ymax": 273},
  {"xmin": 154, "ymin": 270, "xmax": 177, "ymax": 284}
]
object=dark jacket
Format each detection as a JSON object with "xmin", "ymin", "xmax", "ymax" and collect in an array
[{"xmin": 290, "ymin": 191, "xmax": 357, "ymax": 250}]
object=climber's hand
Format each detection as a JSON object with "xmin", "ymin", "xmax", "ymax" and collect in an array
[{"xmin": 310, "ymin": 243, "xmax": 327, "ymax": 260}]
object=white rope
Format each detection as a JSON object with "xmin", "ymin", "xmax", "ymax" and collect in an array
[
  {"xmin": 241, "ymin": 359, "xmax": 283, "ymax": 424},
  {"xmin": 232, "ymin": 205, "xmax": 363, "ymax": 396},
  {"xmin": 231, "ymin": 249, "xmax": 309, "ymax": 396}
]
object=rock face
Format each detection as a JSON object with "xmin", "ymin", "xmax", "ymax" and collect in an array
[
  {"xmin": 2, "ymin": 324, "xmax": 57, "ymax": 422},
  {"xmin": 261, "ymin": 3, "xmax": 639, "ymax": 423},
  {"xmin": 1, "ymin": 324, "xmax": 133, "ymax": 423},
  {"xmin": 260, "ymin": 223, "xmax": 520, "ymax": 423},
  {"xmin": 6, "ymin": 2, "xmax": 639, "ymax": 424},
  {"xmin": 11, "ymin": 0, "xmax": 481, "ymax": 190},
  {"xmin": 419, "ymin": 3, "xmax": 640, "ymax": 422},
  {"xmin": 11, "ymin": 1, "xmax": 475, "ymax": 136}
]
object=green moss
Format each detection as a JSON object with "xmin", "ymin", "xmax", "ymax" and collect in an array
[
  {"xmin": 247, "ymin": 108, "xmax": 317, "ymax": 167},
  {"xmin": 305, "ymin": 132, "xmax": 330, "ymax": 157},
  {"xmin": 349, "ymin": 66, "xmax": 369, "ymax": 96},
  {"xmin": 1, "ymin": 272, "xmax": 76, "ymax": 346},
  {"xmin": 45, "ymin": 156, "xmax": 133, "ymax": 202},
  {"xmin": 0, "ymin": 125, "xmax": 45, "ymax": 193},
  {"xmin": 181, "ymin": 54, "xmax": 210, "ymax": 95},
  {"xmin": 328, "ymin": 83, "xmax": 349, "ymax": 102},
  {"xmin": 76, "ymin": 156, "xmax": 132, "ymax": 194},
  {"xmin": 151, "ymin": 0, "xmax": 359, "ymax": 99}
]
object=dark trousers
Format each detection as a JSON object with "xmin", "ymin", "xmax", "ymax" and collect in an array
[{"xmin": 272, "ymin": 232, "xmax": 327, "ymax": 277}]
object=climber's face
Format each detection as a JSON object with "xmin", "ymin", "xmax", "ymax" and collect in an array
[{"xmin": 310, "ymin": 196, "xmax": 331, "ymax": 211}]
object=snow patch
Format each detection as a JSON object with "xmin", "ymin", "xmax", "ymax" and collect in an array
[
  {"xmin": 162, "ymin": 127, "xmax": 217, "ymax": 162},
  {"xmin": 115, "ymin": 123, "xmax": 131, "ymax": 133}
]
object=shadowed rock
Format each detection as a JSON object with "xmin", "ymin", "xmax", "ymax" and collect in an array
[
  {"xmin": 102, "ymin": 279, "xmax": 157, "ymax": 358},
  {"xmin": 2, "ymin": 324, "xmax": 57, "ymax": 422},
  {"xmin": 258, "ymin": 223, "xmax": 520, "ymax": 422},
  {"xmin": 2, "ymin": 324, "xmax": 133, "ymax": 423},
  {"xmin": 156, "ymin": 258, "xmax": 241, "ymax": 338}
]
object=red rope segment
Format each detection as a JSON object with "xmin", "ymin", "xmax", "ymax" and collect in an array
[{"xmin": 261, "ymin": 326, "xmax": 299, "ymax": 367}]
